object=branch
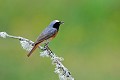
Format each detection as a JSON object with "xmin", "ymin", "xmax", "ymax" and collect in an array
[{"xmin": 0, "ymin": 32, "xmax": 74, "ymax": 80}]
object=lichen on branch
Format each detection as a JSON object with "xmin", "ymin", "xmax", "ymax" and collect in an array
[{"xmin": 0, "ymin": 32, "xmax": 74, "ymax": 80}]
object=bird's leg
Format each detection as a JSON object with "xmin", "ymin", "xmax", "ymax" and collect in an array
[
  {"xmin": 44, "ymin": 43, "xmax": 55, "ymax": 58},
  {"xmin": 42, "ymin": 41, "xmax": 55, "ymax": 58},
  {"xmin": 44, "ymin": 42, "xmax": 49, "ymax": 47},
  {"xmin": 44, "ymin": 40, "xmax": 49, "ymax": 48}
]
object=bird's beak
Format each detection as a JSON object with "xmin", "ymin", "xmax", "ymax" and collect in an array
[{"xmin": 60, "ymin": 21, "xmax": 64, "ymax": 24}]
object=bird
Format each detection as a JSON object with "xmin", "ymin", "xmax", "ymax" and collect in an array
[{"xmin": 27, "ymin": 20, "xmax": 64, "ymax": 57}]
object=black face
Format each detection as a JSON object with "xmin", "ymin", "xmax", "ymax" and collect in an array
[{"xmin": 53, "ymin": 22, "xmax": 61, "ymax": 30}]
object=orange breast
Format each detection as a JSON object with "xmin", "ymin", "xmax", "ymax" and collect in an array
[{"xmin": 49, "ymin": 32, "xmax": 58, "ymax": 40}]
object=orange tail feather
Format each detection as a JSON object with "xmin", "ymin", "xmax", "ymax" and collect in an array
[{"xmin": 27, "ymin": 43, "xmax": 40, "ymax": 57}]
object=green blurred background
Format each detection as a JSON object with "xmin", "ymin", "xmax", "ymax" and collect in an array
[{"xmin": 0, "ymin": 0, "xmax": 120, "ymax": 80}]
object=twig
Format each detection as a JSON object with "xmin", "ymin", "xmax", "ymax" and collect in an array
[{"xmin": 0, "ymin": 32, "xmax": 74, "ymax": 80}]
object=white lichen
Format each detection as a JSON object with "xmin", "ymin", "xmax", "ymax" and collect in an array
[
  {"xmin": 0, "ymin": 32, "xmax": 8, "ymax": 38},
  {"xmin": 40, "ymin": 45, "xmax": 74, "ymax": 80},
  {"xmin": 20, "ymin": 39, "xmax": 33, "ymax": 52},
  {"xmin": 40, "ymin": 50, "xmax": 49, "ymax": 57}
]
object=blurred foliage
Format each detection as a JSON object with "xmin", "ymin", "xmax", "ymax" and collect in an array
[{"xmin": 0, "ymin": 0, "xmax": 120, "ymax": 80}]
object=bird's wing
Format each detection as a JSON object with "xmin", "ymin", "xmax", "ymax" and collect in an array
[{"xmin": 34, "ymin": 28, "xmax": 57, "ymax": 45}]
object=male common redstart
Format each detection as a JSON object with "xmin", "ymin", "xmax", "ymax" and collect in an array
[{"xmin": 27, "ymin": 20, "xmax": 64, "ymax": 57}]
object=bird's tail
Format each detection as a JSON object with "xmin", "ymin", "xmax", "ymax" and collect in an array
[{"xmin": 27, "ymin": 43, "xmax": 40, "ymax": 57}]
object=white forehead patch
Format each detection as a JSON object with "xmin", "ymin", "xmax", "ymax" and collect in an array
[
  {"xmin": 49, "ymin": 20, "xmax": 60, "ymax": 26},
  {"xmin": 54, "ymin": 20, "xmax": 59, "ymax": 22}
]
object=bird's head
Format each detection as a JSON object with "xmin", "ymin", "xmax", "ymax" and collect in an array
[{"xmin": 49, "ymin": 20, "xmax": 64, "ymax": 30}]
